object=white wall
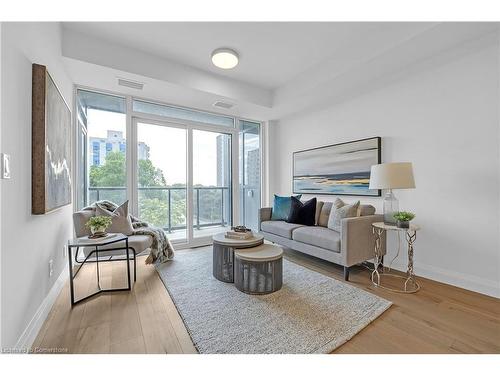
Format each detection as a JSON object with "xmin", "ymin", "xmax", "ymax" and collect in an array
[
  {"xmin": 269, "ymin": 40, "xmax": 500, "ymax": 297},
  {"xmin": 0, "ymin": 21, "xmax": 3, "ymax": 349},
  {"xmin": 1, "ymin": 23, "xmax": 73, "ymax": 348}
]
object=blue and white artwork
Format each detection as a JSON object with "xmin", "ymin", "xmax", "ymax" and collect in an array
[{"xmin": 293, "ymin": 137, "xmax": 381, "ymax": 196}]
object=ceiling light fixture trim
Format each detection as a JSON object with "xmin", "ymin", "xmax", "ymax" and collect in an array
[{"xmin": 211, "ymin": 48, "xmax": 239, "ymax": 69}]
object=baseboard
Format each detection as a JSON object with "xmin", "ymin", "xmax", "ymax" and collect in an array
[
  {"xmin": 386, "ymin": 260, "xmax": 500, "ymax": 298},
  {"xmin": 14, "ymin": 265, "xmax": 68, "ymax": 351}
]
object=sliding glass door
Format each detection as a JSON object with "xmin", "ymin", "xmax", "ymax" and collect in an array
[
  {"xmin": 76, "ymin": 89, "xmax": 262, "ymax": 248},
  {"xmin": 239, "ymin": 120, "xmax": 261, "ymax": 231},
  {"xmin": 192, "ymin": 130, "xmax": 232, "ymax": 239},
  {"xmin": 133, "ymin": 118, "xmax": 233, "ymax": 247},
  {"xmin": 136, "ymin": 121, "xmax": 188, "ymax": 241}
]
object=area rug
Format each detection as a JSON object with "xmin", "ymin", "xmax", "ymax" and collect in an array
[{"xmin": 156, "ymin": 247, "xmax": 391, "ymax": 354}]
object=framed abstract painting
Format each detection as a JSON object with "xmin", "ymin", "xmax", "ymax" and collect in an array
[
  {"xmin": 32, "ymin": 64, "xmax": 72, "ymax": 214},
  {"xmin": 293, "ymin": 137, "xmax": 381, "ymax": 197}
]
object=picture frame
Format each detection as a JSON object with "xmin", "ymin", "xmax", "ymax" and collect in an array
[
  {"xmin": 292, "ymin": 136, "xmax": 381, "ymax": 197},
  {"xmin": 32, "ymin": 64, "xmax": 72, "ymax": 214}
]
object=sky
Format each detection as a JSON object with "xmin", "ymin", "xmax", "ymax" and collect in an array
[{"xmin": 87, "ymin": 109, "xmax": 230, "ymax": 186}]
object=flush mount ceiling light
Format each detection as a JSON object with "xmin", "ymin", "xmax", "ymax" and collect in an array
[{"xmin": 211, "ymin": 48, "xmax": 239, "ymax": 69}]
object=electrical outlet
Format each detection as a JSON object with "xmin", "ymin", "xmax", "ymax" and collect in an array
[{"xmin": 49, "ymin": 259, "xmax": 54, "ymax": 278}]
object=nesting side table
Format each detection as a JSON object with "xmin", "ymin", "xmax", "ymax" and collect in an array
[
  {"xmin": 372, "ymin": 222, "xmax": 421, "ymax": 293},
  {"xmin": 234, "ymin": 244, "xmax": 283, "ymax": 295},
  {"xmin": 212, "ymin": 233, "xmax": 264, "ymax": 283}
]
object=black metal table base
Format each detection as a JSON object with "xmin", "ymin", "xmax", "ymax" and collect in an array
[{"xmin": 68, "ymin": 237, "xmax": 136, "ymax": 306}]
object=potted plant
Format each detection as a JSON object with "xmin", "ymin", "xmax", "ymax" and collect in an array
[
  {"xmin": 393, "ymin": 211, "xmax": 415, "ymax": 229},
  {"xmin": 85, "ymin": 216, "xmax": 112, "ymax": 236}
]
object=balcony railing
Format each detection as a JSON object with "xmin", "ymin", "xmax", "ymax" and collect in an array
[{"xmin": 88, "ymin": 186, "xmax": 230, "ymax": 233}]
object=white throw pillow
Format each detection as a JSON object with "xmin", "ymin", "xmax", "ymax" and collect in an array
[
  {"xmin": 95, "ymin": 200, "xmax": 134, "ymax": 236},
  {"xmin": 327, "ymin": 198, "xmax": 360, "ymax": 232}
]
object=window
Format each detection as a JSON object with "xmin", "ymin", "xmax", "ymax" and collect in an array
[
  {"xmin": 136, "ymin": 122, "xmax": 188, "ymax": 241},
  {"xmin": 132, "ymin": 99, "xmax": 235, "ymax": 127},
  {"xmin": 92, "ymin": 142, "xmax": 100, "ymax": 166},
  {"xmin": 192, "ymin": 129, "xmax": 232, "ymax": 238},
  {"xmin": 77, "ymin": 90, "xmax": 127, "ymax": 207},
  {"xmin": 239, "ymin": 120, "xmax": 261, "ymax": 231},
  {"xmin": 76, "ymin": 89, "xmax": 262, "ymax": 243}
]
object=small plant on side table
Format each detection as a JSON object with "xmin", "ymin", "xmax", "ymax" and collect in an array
[
  {"xmin": 393, "ymin": 211, "xmax": 415, "ymax": 229},
  {"xmin": 85, "ymin": 216, "xmax": 112, "ymax": 236}
]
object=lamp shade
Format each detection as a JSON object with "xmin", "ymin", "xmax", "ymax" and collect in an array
[{"xmin": 369, "ymin": 162, "xmax": 415, "ymax": 189}]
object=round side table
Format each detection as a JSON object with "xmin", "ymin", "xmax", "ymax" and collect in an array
[
  {"xmin": 372, "ymin": 222, "xmax": 421, "ymax": 294},
  {"xmin": 234, "ymin": 244, "xmax": 283, "ymax": 295},
  {"xmin": 212, "ymin": 232, "xmax": 264, "ymax": 283}
]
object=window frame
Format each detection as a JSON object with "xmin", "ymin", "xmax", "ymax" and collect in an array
[{"xmin": 73, "ymin": 85, "xmax": 265, "ymax": 238}]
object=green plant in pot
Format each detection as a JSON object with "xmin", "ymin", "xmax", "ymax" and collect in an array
[
  {"xmin": 393, "ymin": 211, "xmax": 415, "ymax": 229},
  {"xmin": 85, "ymin": 216, "xmax": 112, "ymax": 236}
]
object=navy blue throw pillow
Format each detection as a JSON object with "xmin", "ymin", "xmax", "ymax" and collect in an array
[{"xmin": 287, "ymin": 197, "xmax": 317, "ymax": 226}]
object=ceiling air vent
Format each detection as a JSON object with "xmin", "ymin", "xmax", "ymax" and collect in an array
[
  {"xmin": 213, "ymin": 101, "xmax": 234, "ymax": 109},
  {"xmin": 117, "ymin": 78, "xmax": 144, "ymax": 90}
]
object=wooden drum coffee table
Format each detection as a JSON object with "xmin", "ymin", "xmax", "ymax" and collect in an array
[
  {"xmin": 234, "ymin": 244, "xmax": 283, "ymax": 295},
  {"xmin": 212, "ymin": 232, "xmax": 264, "ymax": 283}
]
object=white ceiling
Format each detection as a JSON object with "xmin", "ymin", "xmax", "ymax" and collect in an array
[
  {"xmin": 61, "ymin": 22, "xmax": 499, "ymax": 120},
  {"xmin": 62, "ymin": 22, "xmax": 435, "ymax": 90}
]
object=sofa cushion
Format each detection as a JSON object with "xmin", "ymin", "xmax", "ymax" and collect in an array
[
  {"xmin": 318, "ymin": 198, "xmax": 345, "ymax": 227},
  {"xmin": 318, "ymin": 201, "xmax": 332, "ymax": 227},
  {"xmin": 287, "ymin": 197, "xmax": 317, "ymax": 226},
  {"xmin": 292, "ymin": 226, "xmax": 341, "ymax": 252},
  {"xmin": 315, "ymin": 200, "xmax": 324, "ymax": 225},
  {"xmin": 358, "ymin": 204, "xmax": 376, "ymax": 216},
  {"xmin": 261, "ymin": 220, "xmax": 305, "ymax": 239},
  {"xmin": 328, "ymin": 200, "xmax": 360, "ymax": 232},
  {"xmin": 271, "ymin": 194, "xmax": 302, "ymax": 221}
]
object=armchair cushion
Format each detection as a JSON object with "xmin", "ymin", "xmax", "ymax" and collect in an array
[
  {"xmin": 80, "ymin": 234, "xmax": 153, "ymax": 258},
  {"xmin": 95, "ymin": 200, "xmax": 134, "ymax": 235},
  {"xmin": 73, "ymin": 210, "xmax": 94, "ymax": 237}
]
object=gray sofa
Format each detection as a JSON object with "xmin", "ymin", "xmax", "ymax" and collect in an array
[{"xmin": 258, "ymin": 201, "xmax": 386, "ymax": 280}]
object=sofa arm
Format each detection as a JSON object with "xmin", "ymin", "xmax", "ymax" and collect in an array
[
  {"xmin": 258, "ymin": 207, "xmax": 273, "ymax": 231},
  {"xmin": 341, "ymin": 214, "xmax": 386, "ymax": 267}
]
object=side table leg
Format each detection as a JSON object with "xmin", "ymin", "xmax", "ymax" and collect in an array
[
  {"xmin": 96, "ymin": 245, "xmax": 101, "ymax": 290},
  {"xmin": 371, "ymin": 227, "xmax": 384, "ymax": 285},
  {"xmin": 404, "ymin": 230, "xmax": 418, "ymax": 292},
  {"xmin": 126, "ymin": 238, "xmax": 131, "ymax": 290},
  {"xmin": 68, "ymin": 245, "xmax": 75, "ymax": 306}
]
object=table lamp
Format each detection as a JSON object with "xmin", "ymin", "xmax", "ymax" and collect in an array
[{"xmin": 369, "ymin": 162, "xmax": 415, "ymax": 224}]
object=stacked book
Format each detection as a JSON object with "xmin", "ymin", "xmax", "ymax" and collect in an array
[{"xmin": 225, "ymin": 230, "xmax": 253, "ymax": 240}]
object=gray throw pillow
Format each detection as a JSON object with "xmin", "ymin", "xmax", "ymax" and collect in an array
[
  {"xmin": 95, "ymin": 200, "xmax": 134, "ymax": 236},
  {"xmin": 327, "ymin": 199, "xmax": 360, "ymax": 232},
  {"xmin": 358, "ymin": 204, "xmax": 376, "ymax": 216}
]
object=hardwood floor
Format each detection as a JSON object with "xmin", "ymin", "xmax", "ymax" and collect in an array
[{"xmin": 32, "ymin": 247, "xmax": 500, "ymax": 354}]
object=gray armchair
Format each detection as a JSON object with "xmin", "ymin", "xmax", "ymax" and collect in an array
[{"xmin": 72, "ymin": 210, "xmax": 153, "ymax": 281}]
